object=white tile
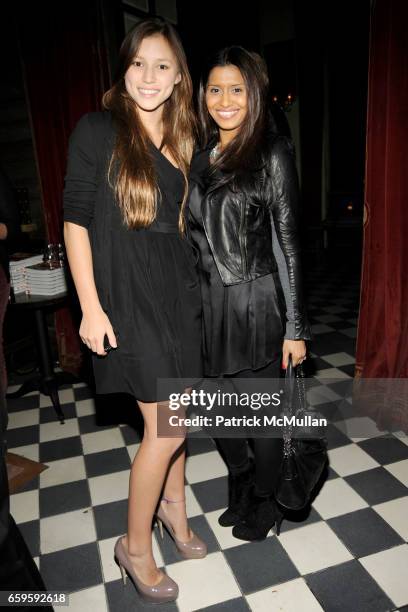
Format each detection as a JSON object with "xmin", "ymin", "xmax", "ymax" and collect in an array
[
  {"xmin": 205, "ymin": 509, "xmax": 259, "ymax": 549},
  {"xmin": 247, "ymin": 577, "xmax": 324, "ymax": 612},
  {"xmin": 39, "ymin": 395, "xmax": 51, "ymax": 408},
  {"xmin": 314, "ymin": 368, "xmax": 352, "ymax": 380},
  {"xmin": 307, "ymin": 385, "xmax": 342, "ymax": 406},
  {"xmin": 39, "ymin": 418, "xmax": 79, "ymax": 443},
  {"xmin": 126, "ymin": 443, "xmax": 140, "ymax": 463},
  {"xmin": 7, "ymin": 408, "xmax": 39, "ymax": 430},
  {"xmin": 334, "ymin": 416, "xmax": 388, "ymax": 442},
  {"xmin": 98, "ymin": 536, "xmax": 120, "ymax": 583},
  {"xmin": 310, "ymin": 324, "xmax": 335, "ymax": 334},
  {"xmin": 168, "ymin": 551, "xmax": 241, "ymax": 612},
  {"xmin": 279, "ymin": 521, "xmax": 353, "ymax": 574},
  {"xmin": 312, "ymin": 478, "xmax": 368, "ymax": 519},
  {"xmin": 360, "ymin": 544, "xmax": 408, "ymax": 608},
  {"xmin": 81, "ymin": 428, "xmax": 124, "ymax": 455},
  {"xmin": 322, "ymin": 352, "xmax": 356, "ymax": 367},
  {"xmin": 9, "ymin": 489, "xmax": 39, "ymax": 523},
  {"xmin": 54, "ymin": 387, "xmax": 75, "ymax": 404},
  {"xmin": 68, "ymin": 585, "xmax": 108, "ymax": 612},
  {"xmin": 39, "ymin": 387, "xmax": 74, "ymax": 407},
  {"xmin": 39, "ymin": 456, "xmax": 86, "ymax": 488},
  {"xmin": 185, "ymin": 450, "xmax": 228, "ymax": 484},
  {"xmin": 151, "ymin": 531, "xmax": 165, "ymax": 568},
  {"xmin": 88, "ymin": 470, "xmax": 130, "ymax": 506},
  {"xmin": 373, "ymin": 497, "xmax": 408, "ymax": 540},
  {"xmin": 73, "ymin": 382, "xmax": 87, "ymax": 388},
  {"xmin": 75, "ymin": 398, "xmax": 96, "ymax": 417},
  {"xmin": 328, "ymin": 443, "xmax": 379, "ymax": 476},
  {"xmin": 6, "ymin": 384, "xmax": 23, "ymax": 394},
  {"xmin": 385, "ymin": 460, "xmax": 408, "ymax": 488},
  {"xmin": 40, "ymin": 508, "xmax": 96, "ymax": 554},
  {"xmin": 7, "ymin": 443, "xmax": 39, "ymax": 462},
  {"xmin": 185, "ymin": 485, "xmax": 202, "ymax": 518}
]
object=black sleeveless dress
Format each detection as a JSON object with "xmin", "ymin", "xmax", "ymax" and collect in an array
[{"xmin": 92, "ymin": 144, "xmax": 203, "ymax": 402}]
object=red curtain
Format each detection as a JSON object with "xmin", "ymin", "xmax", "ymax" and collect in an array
[
  {"xmin": 354, "ymin": 0, "xmax": 408, "ymax": 431},
  {"xmin": 16, "ymin": 1, "xmax": 111, "ymax": 374}
]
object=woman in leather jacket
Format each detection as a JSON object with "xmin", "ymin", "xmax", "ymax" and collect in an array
[{"xmin": 188, "ymin": 47, "xmax": 312, "ymax": 540}]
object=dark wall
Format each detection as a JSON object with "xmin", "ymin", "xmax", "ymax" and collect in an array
[
  {"xmin": 327, "ymin": 3, "xmax": 370, "ymax": 194},
  {"xmin": 177, "ymin": 0, "xmax": 261, "ymax": 85},
  {"xmin": 0, "ymin": 7, "xmax": 44, "ymax": 238},
  {"xmin": 3, "ymin": 0, "xmax": 369, "ymax": 234},
  {"xmin": 294, "ymin": 0, "xmax": 370, "ymax": 223}
]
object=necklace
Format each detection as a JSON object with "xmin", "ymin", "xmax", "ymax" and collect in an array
[{"xmin": 209, "ymin": 143, "xmax": 220, "ymax": 161}]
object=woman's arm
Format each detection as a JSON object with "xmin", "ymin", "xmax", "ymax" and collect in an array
[
  {"xmin": 63, "ymin": 222, "xmax": 116, "ymax": 355},
  {"xmin": 271, "ymin": 219, "xmax": 297, "ymax": 339},
  {"xmin": 267, "ymin": 136, "xmax": 312, "ymax": 366},
  {"xmin": 63, "ymin": 114, "xmax": 116, "ymax": 356}
]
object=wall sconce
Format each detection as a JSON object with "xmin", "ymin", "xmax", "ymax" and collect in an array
[{"xmin": 272, "ymin": 93, "xmax": 296, "ymax": 112}]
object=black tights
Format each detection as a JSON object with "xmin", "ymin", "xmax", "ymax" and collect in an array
[{"xmin": 215, "ymin": 356, "xmax": 283, "ymax": 497}]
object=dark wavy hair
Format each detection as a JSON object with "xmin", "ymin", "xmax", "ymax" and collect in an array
[{"xmin": 197, "ymin": 46, "xmax": 274, "ymax": 183}]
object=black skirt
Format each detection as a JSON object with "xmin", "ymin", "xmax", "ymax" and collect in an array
[
  {"xmin": 188, "ymin": 173, "xmax": 284, "ymax": 377},
  {"xmin": 93, "ymin": 147, "xmax": 202, "ymax": 402}
]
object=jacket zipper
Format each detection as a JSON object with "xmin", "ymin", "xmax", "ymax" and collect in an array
[{"xmin": 200, "ymin": 191, "xmax": 228, "ymax": 283}]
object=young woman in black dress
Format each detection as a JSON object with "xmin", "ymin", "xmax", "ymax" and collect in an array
[
  {"xmin": 188, "ymin": 47, "xmax": 312, "ymax": 541},
  {"xmin": 63, "ymin": 18, "xmax": 206, "ymax": 604}
]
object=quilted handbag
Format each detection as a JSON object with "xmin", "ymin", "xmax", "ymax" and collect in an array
[{"xmin": 274, "ymin": 355, "xmax": 328, "ymax": 510}]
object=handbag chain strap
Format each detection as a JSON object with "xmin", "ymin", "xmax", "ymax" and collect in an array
[
  {"xmin": 297, "ymin": 363, "xmax": 307, "ymax": 410},
  {"xmin": 282, "ymin": 362, "xmax": 306, "ymax": 458}
]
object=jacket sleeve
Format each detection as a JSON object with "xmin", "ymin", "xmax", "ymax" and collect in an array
[
  {"xmin": 63, "ymin": 114, "xmax": 98, "ymax": 229},
  {"xmin": 267, "ymin": 136, "xmax": 312, "ymax": 340}
]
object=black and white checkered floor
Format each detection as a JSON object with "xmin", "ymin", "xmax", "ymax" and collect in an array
[{"xmin": 5, "ymin": 263, "xmax": 408, "ymax": 612}]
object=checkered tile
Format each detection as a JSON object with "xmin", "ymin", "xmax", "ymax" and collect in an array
[{"xmin": 5, "ymin": 263, "xmax": 408, "ymax": 611}]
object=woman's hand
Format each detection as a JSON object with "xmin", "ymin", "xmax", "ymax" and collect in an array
[
  {"xmin": 282, "ymin": 339, "xmax": 306, "ymax": 369},
  {"xmin": 79, "ymin": 307, "xmax": 117, "ymax": 356}
]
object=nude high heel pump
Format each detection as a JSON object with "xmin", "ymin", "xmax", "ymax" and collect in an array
[
  {"xmin": 114, "ymin": 536, "xmax": 178, "ymax": 603},
  {"xmin": 155, "ymin": 497, "xmax": 207, "ymax": 559}
]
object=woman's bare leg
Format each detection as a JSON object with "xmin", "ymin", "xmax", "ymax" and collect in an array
[
  {"xmin": 123, "ymin": 399, "xmax": 185, "ymax": 586},
  {"xmin": 161, "ymin": 444, "xmax": 192, "ymax": 541}
]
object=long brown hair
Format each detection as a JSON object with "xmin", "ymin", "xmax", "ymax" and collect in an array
[
  {"xmin": 103, "ymin": 18, "xmax": 196, "ymax": 232},
  {"xmin": 197, "ymin": 46, "xmax": 271, "ymax": 184}
]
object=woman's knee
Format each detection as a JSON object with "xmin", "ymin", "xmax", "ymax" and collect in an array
[{"xmin": 143, "ymin": 431, "xmax": 186, "ymax": 456}]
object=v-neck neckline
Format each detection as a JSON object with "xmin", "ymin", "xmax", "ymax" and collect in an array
[{"xmin": 150, "ymin": 141, "xmax": 181, "ymax": 173}]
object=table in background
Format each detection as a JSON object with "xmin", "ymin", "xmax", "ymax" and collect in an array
[{"xmin": 6, "ymin": 292, "xmax": 78, "ymax": 423}]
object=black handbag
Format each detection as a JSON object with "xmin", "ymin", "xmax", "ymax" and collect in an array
[{"xmin": 274, "ymin": 355, "xmax": 328, "ymax": 511}]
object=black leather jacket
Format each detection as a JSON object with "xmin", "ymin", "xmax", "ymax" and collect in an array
[{"xmin": 189, "ymin": 133, "xmax": 312, "ymax": 341}]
